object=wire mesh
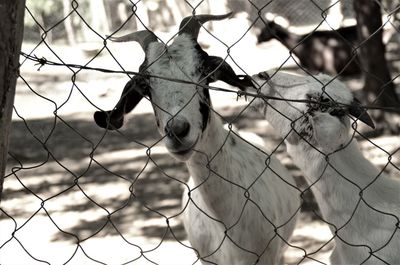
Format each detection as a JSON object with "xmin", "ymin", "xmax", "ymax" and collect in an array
[{"xmin": 1, "ymin": 0, "xmax": 399, "ymax": 264}]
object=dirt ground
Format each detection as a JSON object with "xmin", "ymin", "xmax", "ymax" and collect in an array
[{"xmin": 1, "ymin": 19, "xmax": 400, "ymax": 265}]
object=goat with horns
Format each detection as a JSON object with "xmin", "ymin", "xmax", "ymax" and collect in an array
[
  {"xmin": 94, "ymin": 13, "xmax": 300, "ymax": 264},
  {"xmin": 250, "ymin": 70, "xmax": 399, "ymax": 264}
]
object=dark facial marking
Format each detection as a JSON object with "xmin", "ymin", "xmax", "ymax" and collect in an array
[
  {"xmin": 199, "ymin": 88, "xmax": 211, "ymax": 131},
  {"xmin": 155, "ymin": 116, "xmax": 160, "ymax": 127},
  {"xmin": 306, "ymin": 93, "xmax": 349, "ymax": 126},
  {"xmin": 306, "ymin": 93, "xmax": 336, "ymax": 114},
  {"xmin": 299, "ymin": 114, "xmax": 313, "ymax": 140},
  {"xmin": 330, "ymin": 108, "xmax": 346, "ymax": 117},
  {"xmin": 230, "ymin": 136, "xmax": 237, "ymax": 146}
]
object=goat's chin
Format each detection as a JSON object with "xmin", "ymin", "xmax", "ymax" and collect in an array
[
  {"xmin": 168, "ymin": 149, "xmax": 194, "ymax": 161},
  {"xmin": 165, "ymin": 137, "xmax": 199, "ymax": 161}
]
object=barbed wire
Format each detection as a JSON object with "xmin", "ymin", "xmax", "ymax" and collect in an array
[
  {"xmin": 1, "ymin": 0, "xmax": 400, "ymax": 264},
  {"xmin": 19, "ymin": 51, "xmax": 400, "ymax": 113}
]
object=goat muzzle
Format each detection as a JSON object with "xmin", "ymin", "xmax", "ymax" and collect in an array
[{"xmin": 165, "ymin": 116, "xmax": 191, "ymax": 141}]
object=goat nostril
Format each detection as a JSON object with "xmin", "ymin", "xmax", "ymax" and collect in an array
[
  {"xmin": 165, "ymin": 119, "xmax": 190, "ymax": 139},
  {"xmin": 175, "ymin": 121, "xmax": 190, "ymax": 138}
]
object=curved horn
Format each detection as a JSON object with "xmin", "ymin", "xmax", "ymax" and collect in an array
[
  {"xmin": 178, "ymin": 12, "xmax": 233, "ymax": 40},
  {"xmin": 108, "ymin": 30, "xmax": 158, "ymax": 51},
  {"xmin": 348, "ymin": 98, "xmax": 375, "ymax": 129}
]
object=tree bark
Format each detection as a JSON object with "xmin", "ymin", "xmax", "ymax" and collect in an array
[
  {"xmin": 86, "ymin": 0, "xmax": 109, "ymax": 41},
  {"xmin": 353, "ymin": 0, "xmax": 400, "ymax": 112},
  {"xmin": 165, "ymin": 0, "xmax": 184, "ymax": 25},
  {"xmin": 134, "ymin": 1, "xmax": 149, "ymax": 31},
  {"xmin": 62, "ymin": 0, "xmax": 76, "ymax": 45},
  {"xmin": 0, "ymin": 0, "xmax": 26, "ymax": 203}
]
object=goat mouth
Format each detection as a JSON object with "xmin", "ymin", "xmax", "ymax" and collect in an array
[{"xmin": 169, "ymin": 137, "xmax": 199, "ymax": 157}]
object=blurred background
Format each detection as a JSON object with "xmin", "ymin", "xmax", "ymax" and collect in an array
[{"xmin": 1, "ymin": 0, "xmax": 399, "ymax": 264}]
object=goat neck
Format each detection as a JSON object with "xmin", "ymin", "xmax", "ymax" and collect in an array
[
  {"xmin": 289, "ymin": 138, "xmax": 400, "ymax": 264},
  {"xmin": 185, "ymin": 112, "xmax": 241, "ymax": 220},
  {"xmin": 250, "ymin": 71, "xmax": 400, "ymax": 264}
]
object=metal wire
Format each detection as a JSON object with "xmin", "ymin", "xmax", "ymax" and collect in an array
[{"xmin": 1, "ymin": 0, "xmax": 399, "ymax": 264}]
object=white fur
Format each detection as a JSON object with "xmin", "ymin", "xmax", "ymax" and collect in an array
[
  {"xmin": 251, "ymin": 70, "xmax": 400, "ymax": 264},
  {"xmin": 144, "ymin": 37, "xmax": 300, "ymax": 264}
]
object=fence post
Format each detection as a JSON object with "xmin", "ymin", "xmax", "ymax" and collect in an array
[{"xmin": 0, "ymin": 0, "xmax": 26, "ymax": 203}]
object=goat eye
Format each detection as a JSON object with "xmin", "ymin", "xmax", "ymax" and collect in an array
[
  {"xmin": 306, "ymin": 94, "xmax": 320, "ymax": 110},
  {"xmin": 320, "ymin": 97, "xmax": 331, "ymax": 112}
]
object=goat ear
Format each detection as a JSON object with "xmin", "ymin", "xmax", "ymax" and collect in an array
[
  {"xmin": 348, "ymin": 98, "xmax": 375, "ymax": 129},
  {"xmin": 203, "ymin": 56, "xmax": 254, "ymax": 91},
  {"xmin": 94, "ymin": 77, "xmax": 149, "ymax": 130}
]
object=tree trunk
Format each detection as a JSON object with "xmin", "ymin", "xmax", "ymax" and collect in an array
[
  {"xmin": 62, "ymin": 0, "xmax": 76, "ymax": 45},
  {"xmin": 166, "ymin": 0, "xmax": 184, "ymax": 25},
  {"xmin": 86, "ymin": 0, "xmax": 109, "ymax": 41},
  {"xmin": 0, "ymin": 0, "xmax": 26, "ymax": 203},
  {"xmin": 353, "ymin": 0, "xmax": 400, "ymax": 112},
  {"xmin": 134, "ymin": 1, "xmax": 149, "ymax": 31}
]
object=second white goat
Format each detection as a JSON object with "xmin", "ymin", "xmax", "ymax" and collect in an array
[{"xmin": 250, "ymin": 71, "xmax": 400, "ymax": 264}]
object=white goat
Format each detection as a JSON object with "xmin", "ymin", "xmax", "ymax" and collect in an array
[
  {"xmin": 94, "ymin": 14, "xmax": 300, "ymax": 264},
  {"xmin": 249, "ymin": 71, "xmax": 400, "ymax": 264}
]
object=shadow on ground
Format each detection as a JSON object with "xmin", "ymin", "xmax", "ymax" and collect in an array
[
  {"xmin": 3, "ymin": 105, "xmax": 324, "ymax": 245},
  {"xmin": 3, "ymin": 94, "xmax": 399, "ymax": 264}
]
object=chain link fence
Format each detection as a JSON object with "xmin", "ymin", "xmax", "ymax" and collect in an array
[{"xmin": 1, "ymin": 0, "xmax": 399, "ymax": 264}]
